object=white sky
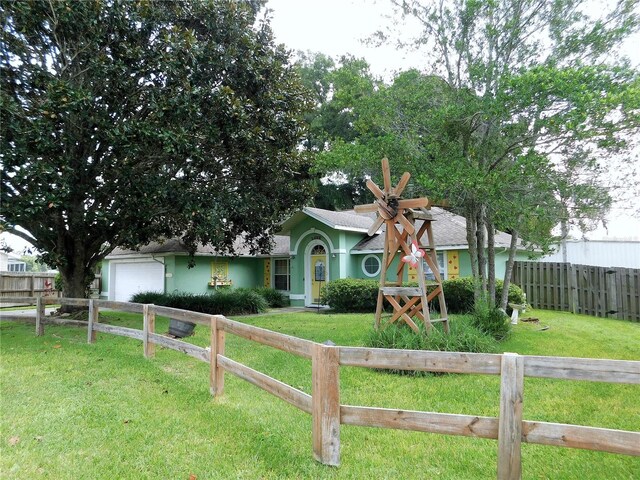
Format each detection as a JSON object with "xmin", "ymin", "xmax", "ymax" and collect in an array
[{"xmin": 2, "ymin": 0, "xmax": 638, "ymax": 253}]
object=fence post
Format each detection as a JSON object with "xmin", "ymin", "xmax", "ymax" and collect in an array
[
  {"xmin": 497, "ymin": 352, "xmax": 524, "ymax": 480},
  {"xmin": 568, "ymin": 263, "xmax": 578, "ymax": 314},
  {"xmin": 87, "ymin": 299, "xmax": 98, "ymax": 344},
  {"xmin": 209, "ymin": 316, "xmax": 225, "ymax": 396},
  {"xmin": 312, "ymin": 343, "xmax": 340, "ymax": 466},
  {"xmin": 35, "ymin": 296, "xmax": 45, "ymax": 336},
  {"xmin": 29, "ymin": 275, "xmax": 35, "ymax": 297},
  {"xmin": 143, "ymin": 304, "xmax": 156, "ymax": 358}
]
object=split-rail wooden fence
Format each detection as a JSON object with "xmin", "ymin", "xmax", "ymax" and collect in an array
[
  {"xmin": 513, "ymin": 261, "xmax": 640, "ymax": 322},
  {"xmin": 2, "ymin": 296, "xmax": 639, "ymax": 479}
]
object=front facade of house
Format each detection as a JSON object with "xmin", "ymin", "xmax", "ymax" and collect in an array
[{"xmin": 101, "ymin": 207, "xmax": 529, "ymax": 306}]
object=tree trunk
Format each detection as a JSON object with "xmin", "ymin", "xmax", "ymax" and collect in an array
[
  {"xmin": 475, "ymin": 205, "xmax": 487, "ymax": 296},
  {"xmin": 501, "ymin": 229, "xmax": 520, "ymax": 310},
  {"xmin": 486, "ymin": 211, "xmax": 496, "ymax": 307},
  {"xmin": 58, "ymin": 245, "xmax": 98, "ymax": 312},
  {"xmin": 465, "ymin": 205, "xmax": 480, "ymax": 302},
  {"xmin": 560, "ymin": 219, "xmax": 568, "ymax": 263}
]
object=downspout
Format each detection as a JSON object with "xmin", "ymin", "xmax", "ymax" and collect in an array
[{"xmin": 151, "ymin": 255, "xmax": 167, "ymax": 293}]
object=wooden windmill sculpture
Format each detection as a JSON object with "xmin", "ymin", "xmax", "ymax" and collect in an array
[{"xmin": 354, "ymin": 158, "xmax": 449, "ymax": 334}]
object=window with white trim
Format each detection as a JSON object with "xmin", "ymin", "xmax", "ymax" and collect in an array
[
  {"xmin": 273, "ymin": 258, "xmax": 290, "ymax": 291},
  {"xmin": 8, "ymin": 263, "xmax": 26, "ymax": 272},
  {"xmin": 362, "ymin": 254, "xmax": 381, "ymax": 277}
]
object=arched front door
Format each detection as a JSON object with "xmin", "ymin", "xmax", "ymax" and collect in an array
[{"xmin": 305, "ymin": 241, "xmax": 328, "ymax": 306}]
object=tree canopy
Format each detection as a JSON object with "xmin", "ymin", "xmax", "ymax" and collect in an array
[
  {"xmin": 307, "ymin": 0, "xmax": 640, "ymax": 306},
  {"xmin": 1, "ymin": 0, "xmax": 313, "ymax": 297}
]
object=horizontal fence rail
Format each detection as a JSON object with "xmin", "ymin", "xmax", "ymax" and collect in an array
[{"xmin": 2, "ymin": 297, "xmax": 639, "ymax": 479}]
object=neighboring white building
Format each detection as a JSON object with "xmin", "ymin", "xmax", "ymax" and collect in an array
[
  {"xmin": 542, "ymin": 239, "xmax": 640, "ymax": 268},
  {"xmin": 0, "ymin": 252, "xmax": 27, "ymax": 272}
]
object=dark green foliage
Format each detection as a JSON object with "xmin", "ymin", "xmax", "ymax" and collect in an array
[
  {"xmin": 248, "ymin": 287, "xmax": 289, "ymax": 308},
  {"xmin": 0, "ymin": 0, "xmax": 313, "ymax": 299},
  {"xmin": 54, "ymin": 272, "xmax": 64, "ymax": 292},
  {"xmin": 443, "ymin": 277, "xmax": 526, "ymax": 314},
  {"xmin": 471, "ymin": 300, "xmax": 512, "ymax": 341},
  {"xmin": 320, "ymin": 278, "xmax": 380, "ymax": 312},
  {"xmin": 130, "ymin": 290, "xmax": 268, "ymax": 316},
  {"xmin": 364, "ymin": 317, "xmax": 497, "ymax": 376},
  {"xmin": 129, "ymin": 291, "xmax": 166, "ymax": 306},
  {"xmin": 321, "ymin": 277, "xmax": 525, "ymax": 314}
]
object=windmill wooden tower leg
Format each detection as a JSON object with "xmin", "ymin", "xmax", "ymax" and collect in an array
[
  {"xmin": 374, "ymin": 225, "xmax": 391, "ymax": 329},
  {"xmin": 421, "ymin": 219, "xmax": 449, "ymax": 333}
]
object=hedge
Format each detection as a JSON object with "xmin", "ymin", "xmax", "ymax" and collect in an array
[
  {"xmin": 131, "ymin": 289, "xmax": 268, "ymax": 316},
  {"xmin": 321, "ymin": 277, "xmax": 525, "ymax": 314},
  {"xmin": 320, "ymin": 278, "xmax": 380, "ymax": 313}
]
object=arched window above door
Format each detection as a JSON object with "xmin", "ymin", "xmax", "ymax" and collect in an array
[{"xmin": 311, "ymin": 245, "xmax": 326, "ymax": 255}]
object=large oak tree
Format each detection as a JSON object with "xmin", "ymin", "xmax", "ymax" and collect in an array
[{"xmin": 1, "ymin": 0, "xmax": 313, "ymax": 298}]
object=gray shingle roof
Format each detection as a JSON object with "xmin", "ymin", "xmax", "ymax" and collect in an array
[
  {"xmin": 351, "ymin": 207, "xmax": 517, "ymax": 251},
  {"xmin": 106, "ymin": 207, "xmax": 519, "ymax": 258},
  {"xmin": 106, "ymin": 235, "xmax": 290, "ymax": 258}
]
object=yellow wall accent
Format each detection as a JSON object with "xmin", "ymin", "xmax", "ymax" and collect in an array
[
  {"xmin": 447, "ymin": 250, "xmax": 460, "ymax": 279},
  {"xmin": 210, "ymin": 260, "xmax": 229, "ymax": 281},
  {"xmin": 408, "ymin": 263, "xmax": 418, "ymax": 282},
  {"xmin": 263, "ymin": 259, "xmax": 271, "ymax": 287}
]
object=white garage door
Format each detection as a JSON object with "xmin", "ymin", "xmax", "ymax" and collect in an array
[{"xmin": 113, "ymin": 262, "xmax": 164, "ymax": 302}]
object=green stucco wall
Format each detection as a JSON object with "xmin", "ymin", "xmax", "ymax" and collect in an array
[
  {"xmin": 167, "ymin": 256, "xmax": 262, "ymax": 294},
  {"xmin": 455, "ymin": 249, "xmax": 529, "ymax": 281}
]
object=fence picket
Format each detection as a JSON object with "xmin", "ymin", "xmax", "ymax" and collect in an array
[{"xmin": 512, "ymin": 262, "xmax": 639, "ymax": 322}]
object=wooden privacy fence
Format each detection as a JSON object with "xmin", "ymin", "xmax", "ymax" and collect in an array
[
  {"xmin": 0, "ymin": 273, "xmax": 102, "ymax": 303},
  {"xmin": 0, "ymin": 272, "xmax": 59, "ymax": 302},
  {"xmin": 3, "ymin": 297, "xmax": 639, "ymax": 479},
  {"xmin": 513, "ymin": 261, "xmax": 640, "ymax": 322}
]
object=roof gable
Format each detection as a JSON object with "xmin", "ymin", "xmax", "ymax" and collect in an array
[{"xmin": 278, "ymin": 207, "xmax": 377, "ymax": 234}]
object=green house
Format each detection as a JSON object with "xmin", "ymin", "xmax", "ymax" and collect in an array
[{"xmin": 101, "ymin": 207, "xmax": 528, "ymax": 306}]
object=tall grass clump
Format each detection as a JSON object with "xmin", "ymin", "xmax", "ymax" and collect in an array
[
  {"xmin": 364, "ymin": 317, "xmax": 498, "ymax": 376},
  {"xmin": 471, "ymin": 298, "xmax": 512, "ymax": 340}
]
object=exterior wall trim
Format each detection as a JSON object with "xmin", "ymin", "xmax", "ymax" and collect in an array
[{"xmin": 291, "ymin": 228, "xmax": 338, "ymax": 256}]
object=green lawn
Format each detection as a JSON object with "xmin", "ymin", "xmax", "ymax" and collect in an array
[{"xmin": 1, "ymin": 309, "xmax": 638, "ymax": 479}]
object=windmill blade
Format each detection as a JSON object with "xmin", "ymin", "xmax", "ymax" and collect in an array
[
  {"xmin": 354, "ymin": 203, "xmax": 379, "ymax": 213},
  {"xmin": 381, "ymin": 157, "xmax": 391, "ymax": 192},
  {"xmin": 398, "ymin": 197, "xmax": 429, "ymax": 209},
  {"xmin": 396, "ymin": 213, "xmax": 415, "ymax": 235},
  {"xmin": 394, "ymin": 172, "xmax": 411, "ymax": 196},
  {"xmin": 367, "ymin": 215, "xmax": 385, "ymax": 236},
  {"xmin": 366, "ymin": 179, "xmax": 385, "ymax": 199}
]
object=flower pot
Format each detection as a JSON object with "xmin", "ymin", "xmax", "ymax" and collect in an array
[{"xmin": 168, "ymin": 318, "xmax": 196, "ymax": 338}]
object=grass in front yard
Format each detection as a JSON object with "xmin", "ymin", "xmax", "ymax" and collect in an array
[{"xmin": 1, "ymin": 309, "xmax": 638, "ymax": 479}]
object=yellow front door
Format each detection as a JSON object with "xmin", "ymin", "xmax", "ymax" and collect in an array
[{"xmin": 309, "ymin": 244, "xmax": 327, "ymax": 305}]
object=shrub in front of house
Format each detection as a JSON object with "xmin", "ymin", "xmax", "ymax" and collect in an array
[
  {"xmin": 363, "ymin": 317, "xmax": 498, "ymax": 376},
  {"xmin": 443, "ymin": 277, "xmax": 526, "ymax": 314},
  {"xmin": 320, "ymin": 277, "xmax": 526, "ymax": 314},
  {"xmin": 320, "ymin": 278, "xmax": 380, "ymax": 312},
  {"xmin": 129, "ymin": 291, "xmax": 166, "ymax": 305},
  {"xmin": 249, "ymin": 287, "xmax": 289, "ymax": 308},
  {"xmin": 130, "ymin": 289, "xmax": 268, "ymax": 316}
]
